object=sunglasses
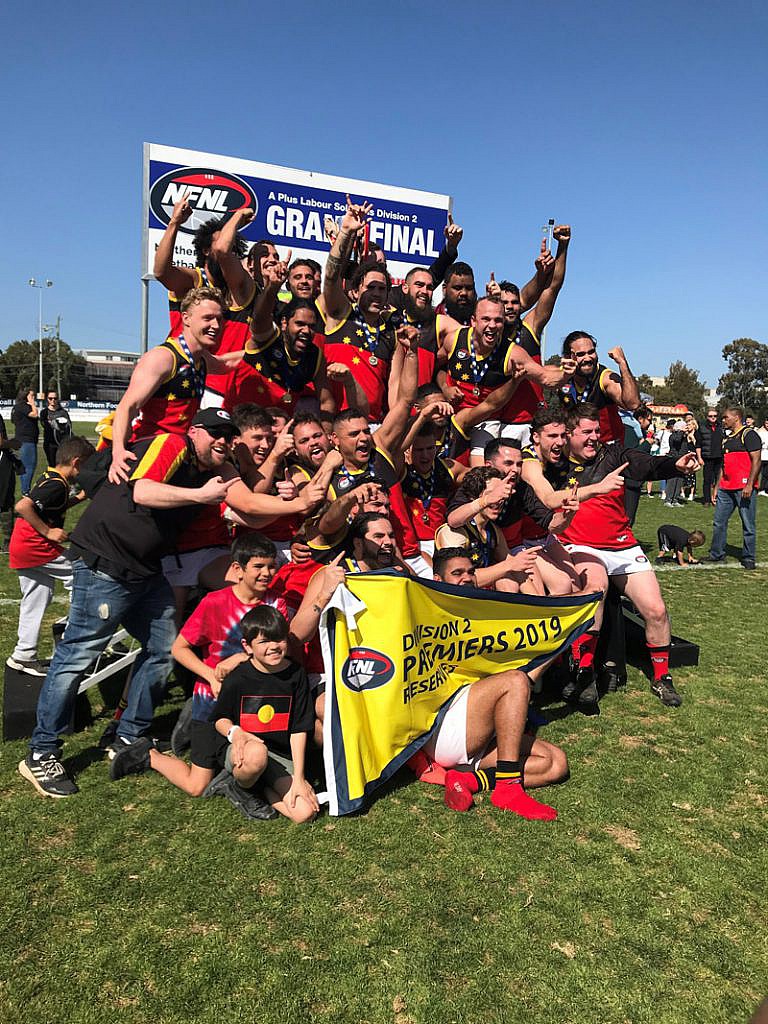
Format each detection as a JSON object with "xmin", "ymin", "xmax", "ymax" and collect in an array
[{"xmin": 203, "ymin": 427, "xmax": 235, "ymax": 441}]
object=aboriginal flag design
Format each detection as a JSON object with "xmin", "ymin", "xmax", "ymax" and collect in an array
[{"xmin": 240, "ymin": 695, "xmax": 292, "ymax": 734}]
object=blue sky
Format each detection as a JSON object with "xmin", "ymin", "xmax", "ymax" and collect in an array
[{"xmin": 2, "ymin": 0, "xmax": 766, "ymax": 387}]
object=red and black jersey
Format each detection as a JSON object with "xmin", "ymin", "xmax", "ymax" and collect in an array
[
  {"xmin": 437, "ymin": 518, "xmax": 500, "ymax": 568},
  {"xmin": 445, "ymin": 327, "xmax": 518, "ymax": 421},
  {"xmin": 543, "ymin": 444, "xmax": 680, "ymax": 550},
  {"xmin": 502, "ymin": 321, "xmax": 545, "ymax": 425},
  {"xmin": 176, "ymin": 501, "xmax": 230, "ymax": 553},
  {"xmin": 720, "ymin": 426, "xmax": 761, "ymax": 491},
  {"xmin": 399, "ymin": 310, "xmax": 439, "ymax": 387},
  {"xmin": 9, "ymin": 469, "xmax": 70, "ymax": 570},
  {"xmin": 559, "ymin": 364, "xmax": 623, "ymax": 444},
  {"xmin": 447, "ymin": 478, "xmax": 550, "ymax": 549},
  {"xmin": 130, "ymin": 338, "xmax": 206, "ymax": 442},
  {"xmin": 167, "ymin": 268, "xmax": 255, "ymax": 400},
  {"xmin": 223, "ymin": 327, "xmax": 322, "ymax": 414},
  {"xmin": 402, "ymin": 457, "xmax": 456, "ymax": 541},
  {"xmin": 321, "ymin": 305, "xmax": 396, "ymax": 422}
]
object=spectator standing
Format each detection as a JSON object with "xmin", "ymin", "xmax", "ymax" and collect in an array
[
  {"xmin": 655, "ymin": 418, "xmax": 674, "ymax": 500},
  {"xmin": 40, "ymin": 392, "xmax": 73, "ymax": 467},
  {"xmin": 664, "ymin": 421, "xmax": 686, "ymax": 507},
  {"xmin": 756, "ymin": 416, "xmax": 768, "ymax": 495},
  {"xmin": 706, "ymin": 405, "xmax": 761, "ymax": 570},
  {"xmin": 0, "ymin": 411, "xmax": 21, "ymax": 550},
  {"xmin": 11, "ymin": 388, "xmax": 40, "ymax": 495},
  {"xmin": 681, "ymin": 415, "xmax": 698, "ymax": 501},
  {"xmin": 695, "ymin": 409, "xmax": 724, "ymax": 506}
]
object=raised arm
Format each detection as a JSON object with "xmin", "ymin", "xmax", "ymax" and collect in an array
[
  {"xmin": 321, "ymin": 196, "xmax": 372, "ymax": 323},
  {"xmin": 428, "ymin": 213, "xmax": 463, "ymax": 285},
  {"xmin": 210, "ymin": 208, "xmax": 259, "ymax": 308},
  {"xmin": 602, "ymin": 346, "xmax": 641, "ymax": 412},
  {"xmin": 322, "ymin": 358, "xmax": 369, "ymax": 418},
  {"xmin": 524, "ymin": 224, "xmax": 571, "ymax": 337},
  {"xmin": 372, "ymin": 326, "xmax": 420, "ymax": 457},
  {"xmin": 108, "ymin": 347, "xmax": 176, "ymax": 483},
  {"xmin": 152, "ymin": 192, "xmax": 199, "ymax": 295},
  {"xmin": 519, "ymin": 238, "xmax": 556, "ymax": 312}
]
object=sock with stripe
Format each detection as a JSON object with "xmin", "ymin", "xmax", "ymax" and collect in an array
[
  {"xmin": 490, "ymin": 759, "xmax": 558, "ymax": 820},
  {"xmin": 444, "ymin": 767, "xmax": 495, "ymax": 812},
  {"xmin": 647, "ymin": 644, "xmax": 670, "ymax": 682}
]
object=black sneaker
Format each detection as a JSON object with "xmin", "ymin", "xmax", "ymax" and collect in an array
[
  {"xmin": 742, "ymin": 561, "xmax": 756, "ymax": 571},
  {"xmin": 105, "ymin": 736, "xmax": 148, "ymax": 762},
  {"xmin": 110, "ymin": 737, "xmax": 155, "ymax": 781},
  {"xmin": 203, "ymin": 769, "xmax": 278, "ymax": 821},
  {"xmin": 98, "ymin": 720, "xmax": 119, "ymax": 750},
  {"xmin": 651, "ymin": 674, "xmax": 683, "ymax": 707},
  {"xmin": 18, "ymin": 752, "xmax": 78, "ymax": 798},
  {"xmin": 170, "ymin": 697, "xmax": 194, "ymax": 756},
  {"xmin": 6, "ymin": 656, "xmax": 48, "ymax": 676},
  {"xmin": 703, "ymin": 554, "xmax": 726, "ymax": 564}
]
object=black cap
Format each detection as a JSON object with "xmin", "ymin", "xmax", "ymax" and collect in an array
[{"xmin": 190, "ymin": 408, "xmax": 239, "ymax": 438}]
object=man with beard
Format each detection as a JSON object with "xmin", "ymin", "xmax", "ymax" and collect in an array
[
  {"xmin": 108, "ymin": 288, "xmax": 245, "ymax": 484},
  {"xmin": 559, "ymin": 331, "xmax": 641, "ymax": 444},
  {"xmin": 421, "ymin": 546, "xmax": 569, "ymax": 820},
  {"xmin": 438, "ymin": 296, "xmax": 574, "ymax": 461},
  {"xmin": 319, "ymin": 196, "xmax": 400, "ymax": 423},
  {"xmin": 18, "ymin": 411, "xmax": 241, "ymax": 798},
  {"xmin": 345, "ymin": 512, "xmax": 409, "ymax": 573},
  {"xmin": 225, "ymin": 260, "xmax": 368, "ymax": 416},
  {"xmin": 492, "ymin": 225, "xmax": 571, "ymax": 440},
  {"xmin": 153, "ymin": 196, "xmax": 258, "ymax": 404},
  {"xmin": 436, "ymin": 261, "xmax": 477, "ymax": 325},
  {"xmin": 546, "ymin": 404, "xmax": 699, "ymax": 708}
]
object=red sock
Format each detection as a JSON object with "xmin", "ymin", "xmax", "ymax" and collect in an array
[
  {"xmin": 647, "ymin": 644, "xmax": 670, "ymax": 681},
  {"xmin": 408, "ymin": 750, "xmax": 446, "ymax": 786},
  {"xmin": 576, "ymin": 631, "xmax": 599, "ymax": 670},
  {"xmin": 444, "ymin": 769, "xmax": 481, "ymax": 811},
  {"xmin": 491, "ymin": 780, "xmax": 558, "ymax": 820}
]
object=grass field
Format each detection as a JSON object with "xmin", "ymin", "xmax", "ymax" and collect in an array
[{"xmin": 1, "ymin": 437, "xmax": 766, "ymax": 1024}]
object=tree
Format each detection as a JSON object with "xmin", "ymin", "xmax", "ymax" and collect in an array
[
  {"xmin": 718, "ymin": 338, "xmax": 768, "ymax": 415},
  {"xmin": 0, "ymin": 337, "xmax": 88, "ymax": 399},
  {"xmin": 651, "ymin": 361, "xmax": 707, "ymax": 416},
  {"xmin": 635, "ymin": 374, "xmax": 655, "ymax": 400}
]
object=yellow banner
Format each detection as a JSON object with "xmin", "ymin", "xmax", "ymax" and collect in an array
[{"xmin": 320, "ymin": 572, "xmax": 599, "ymax": 815}]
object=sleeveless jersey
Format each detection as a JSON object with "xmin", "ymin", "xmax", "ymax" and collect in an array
[
  {"xmin": 559, "ymin": 364, "xmax": 623, "ymax": 443},
  {"xmin": 437, "ymin": 519, "xmax": 498, "ymax": 568},
  {"xmin": 130, "ymin": 338, "xmax": 206, "ymax": 442},
  {"xmin": 168, "ymin": 267, "xmax": 255, "ymax": 400},
  {"xmin": 503, "ymin": 321, "xmax": 546, "ymax": 425},
  {"xmin": 401, "ymin": 458, "xmax": 456, "ymax": 542},
  {"xmin": 321, "ymin": 305, "xmax": 396, "ymax": 422},
  {"xmin": 223, "ymin": 326, "xmax": 321, "ymax": 413},
  {"xmin": 445, "ymin": 327, "xmax": 518, "ymax": 421}
]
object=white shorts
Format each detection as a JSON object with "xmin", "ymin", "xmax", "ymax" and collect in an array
[
  {"xmin": 565, "ymin": 542, "xmax": 652, "ymax": 577},
  {"xmin": 422, "ymin": 688, "xmax": 479, "ymax": 769},
  {"xmin": 405, "ymin": 553, "xmax": 433, "ymax": 579},
  {"xmin": 161, "ymin": 546, "xmax": 229, "ymax": 587},
  {"xmin": 470, "ymin": 420, "xmax": 531, "ymax": 458},
  {"xmin": 419, "ymin": 540, "xmax": 435, "ymax": 558}
]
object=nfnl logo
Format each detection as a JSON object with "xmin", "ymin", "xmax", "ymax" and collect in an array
[
  {"xmin": 341, "ymin": 648, "xmax": 395, "ymax": 692},
  {"xmin": 149, "ymin": 166, "xmax": 258, "ymax": 233}
]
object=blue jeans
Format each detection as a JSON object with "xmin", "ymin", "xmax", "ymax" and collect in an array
[
  {"xmin": 710, "ymin": 489, "xmax": 757, "ymax": 563},
  {"xmin": 19, "ymin": 441, "xmax": 37, "ymax": 495},
  {"xmin": 30, "ymin": 559, "xmax": 177, "ymax": 753}
]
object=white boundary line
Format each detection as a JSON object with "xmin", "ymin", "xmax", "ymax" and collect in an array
[{"xmin": 654, "ymin": 561, "xmax": 766, "ymax": 572}]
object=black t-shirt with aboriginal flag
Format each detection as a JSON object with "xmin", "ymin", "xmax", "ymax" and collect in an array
[{"xmin": 213, "ymin": 659, "xmax": 314, "ymax": 760}]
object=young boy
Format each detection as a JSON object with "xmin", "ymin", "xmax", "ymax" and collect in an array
[
  {"xmin": 7, "ymin": 436, "xmax": 95, "ymax": 675},
  {"xmin": 213, "ymin": 605, "xmax": 318, "ymax": 823},
  {"xmin": 656, "ymin": 525, "xmax": 706, "ymax": 565},
  {"xmin": 110, "ymin": 534, "xmax": 288, "ymax": 820}
]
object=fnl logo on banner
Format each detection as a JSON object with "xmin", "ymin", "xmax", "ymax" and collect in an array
[{"xmin": 142, "ymin": 143, "xmax": 452, "ymax": 280}]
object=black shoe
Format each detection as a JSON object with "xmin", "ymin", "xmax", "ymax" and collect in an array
[
  {"xmin": 601, "ymin": 668, "xmax": 621, "ymax": 693},
  {"xmin": 651, "ymin": 674, "xmax": 683, "ymax": 707},
  {"xmin": 18, "ymin": 752, "xmax": 79, "ymax": 798},
  {"xmin": 203, "ymin": 769, "xmax": 278, "ymax": 821},
  {"xmin": 742, "ymin": 561, "xmax": 756, "ymax": 571},
  {"xmin": 171, "ymin": 697, "xmax": 194, "ymax": 756},
  {"xmin": 573, "ymin": 667, "xmax": 598, "ymax": 704},
  {"xmin": 110, "ymin": 737, "xmax": 155, "ymax": 780},
  {"xmin": 6, "ymin": 656, "xmax": 48, "ymax": 676},
  {"xmin": 98, "ymin": 720, "xmax": 119, "ymax": 749},
  {"xmin": 703, "ymin": 554, "xmax": 725, "ymax": 564},
  {"xmin": 105, "ymin": 735, "xmax": 149, "ymax": 762}
]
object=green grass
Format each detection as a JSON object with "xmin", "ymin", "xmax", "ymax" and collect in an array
[{"xmin": 1, "ymin": 481, "xmax": 766, "ymax": 1024}]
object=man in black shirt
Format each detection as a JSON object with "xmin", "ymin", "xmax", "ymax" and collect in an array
[
  {"xmin": 40, "ymin": 392, "xmax": 72, "ymax": 466},
  {"xmin": 19, "ymin": 409, "xmax": 239, "ymax": 799},
  {"xmin": 695, "ymin": 409, "xmax": 724, "ymax": 506}
]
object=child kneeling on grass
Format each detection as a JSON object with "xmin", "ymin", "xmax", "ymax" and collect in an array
[{"xmin": 656, "ymin": 525, "xmax": 705, "ymax": 566}]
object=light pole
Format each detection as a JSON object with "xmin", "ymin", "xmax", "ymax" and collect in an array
[{"xmin": 28, "ymin": 278, "xmax": 53, "ymax": 396}]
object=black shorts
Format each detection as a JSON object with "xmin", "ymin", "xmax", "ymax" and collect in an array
[{"xmin": 190, "ymin": 720, "xmax": 228, "ymax": 770}]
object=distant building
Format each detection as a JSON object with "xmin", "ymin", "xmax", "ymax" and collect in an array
[{"xmin": 79, "ymin": 349, "xmax": 139, "ymax": 402}]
